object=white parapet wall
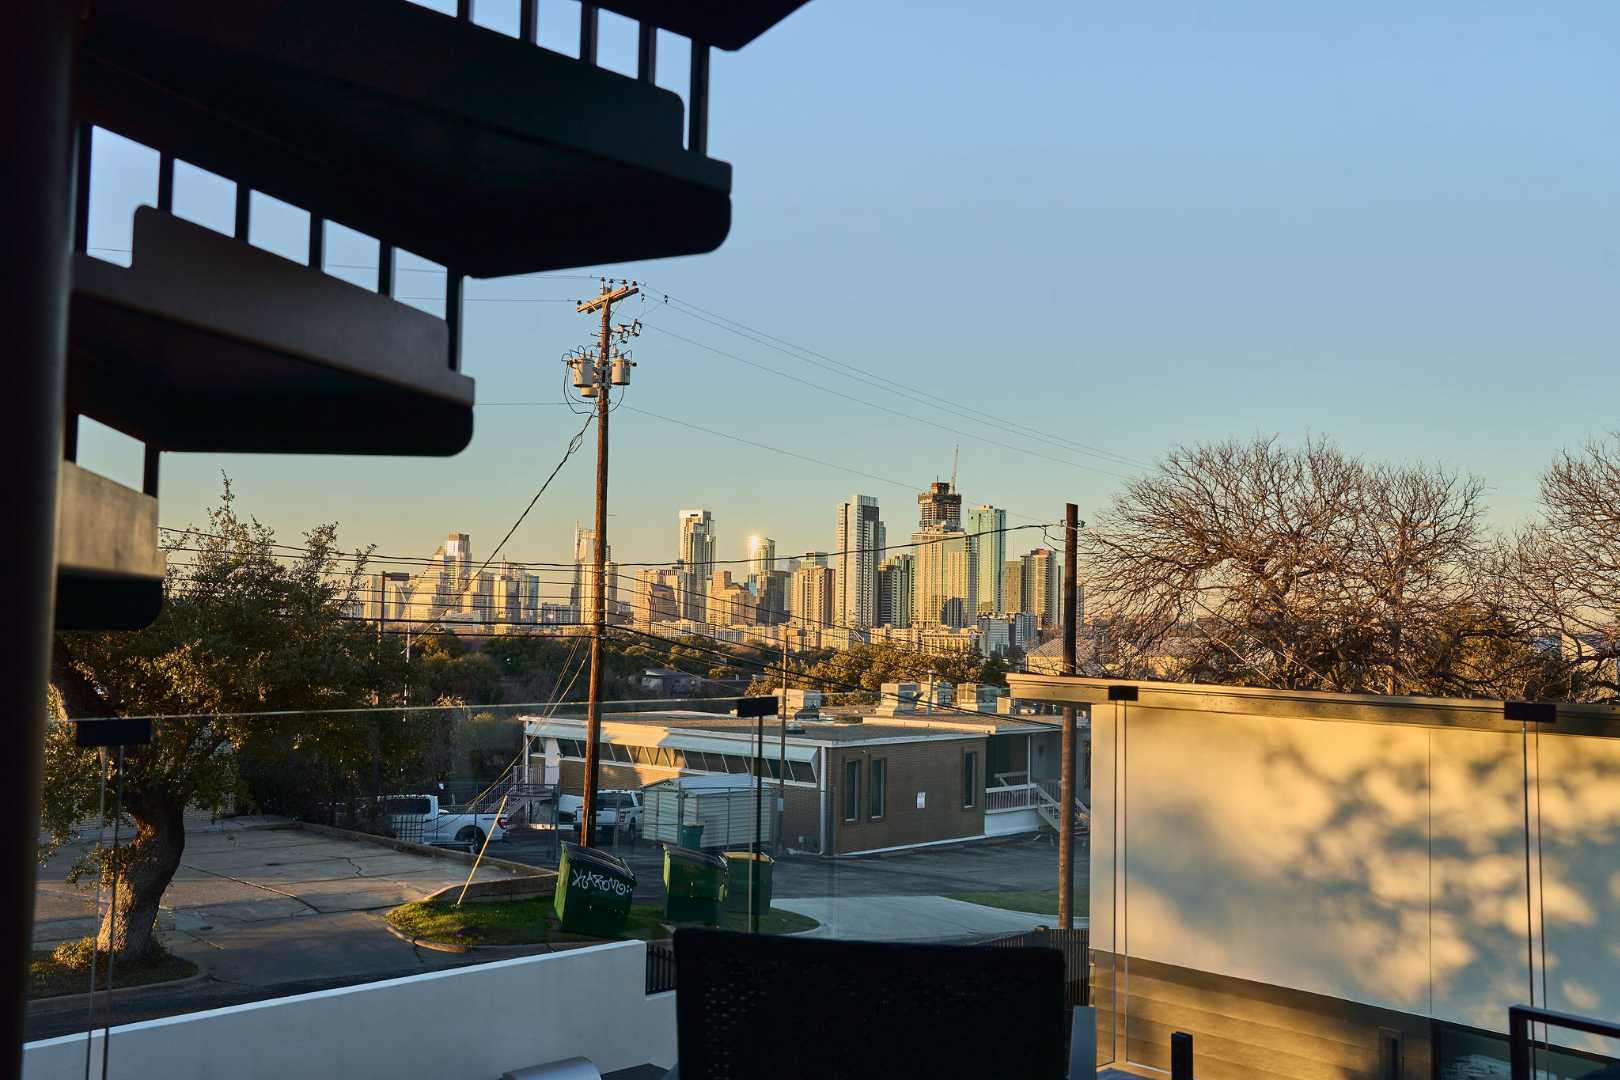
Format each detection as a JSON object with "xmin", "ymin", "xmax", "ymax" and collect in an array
[{"xmin": 25, "ymin": 941, "xmax": 675, "ymax": 1080}]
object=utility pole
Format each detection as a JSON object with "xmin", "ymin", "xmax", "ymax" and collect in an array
[
  {"xmin": 1058, "ymin": 502, "xmax": 1079, "ymax": 929},
  {"xmin": 574, "ymin": 279, "xmax": 638, "ymax": 849}
]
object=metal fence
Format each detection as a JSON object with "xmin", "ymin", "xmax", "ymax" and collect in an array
[
  {"xmin": 978, "ymin": 927, "xmax": 1090, "ymax": 1008},
  {"xmin": 646, "ymin": 940, "xmax": 678, "ymax": 995}
]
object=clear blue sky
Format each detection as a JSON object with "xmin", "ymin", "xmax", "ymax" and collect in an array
[{"xmin": 78, "ymin": 0, "xmax": 1620, "ymax": 592}]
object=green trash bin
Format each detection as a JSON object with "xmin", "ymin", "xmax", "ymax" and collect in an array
[
  {"xmin": 554, "ymin": 843, "xmax": 636, "ymax": 937},
  {"xmin": 664, "ymin": 845, "xmax": 728, "ymax": 925},
  {"xmin": 722, "ymin": 851, "xmax": 775, "ymax": 915},
  {"xmin": 678, "ymin": 822, "xmax": 705, "ymax": 849}
]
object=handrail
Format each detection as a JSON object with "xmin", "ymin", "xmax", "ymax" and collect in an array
[
  {"xmin": 985, "ymin": 784, "xmax": 1037, "ymax": 812},
  {"xmin": 1509, "ymin": 1004, "xmax": 1620, "ymax": 1080}
]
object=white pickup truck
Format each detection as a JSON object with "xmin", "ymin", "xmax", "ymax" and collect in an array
[
  {"xmin": 556, "ymin": 790, "xmax": 642, "ymax": 834},
  {"xmin": 378, "ymin": 794, "xmax": 508, "ymax": 850}
]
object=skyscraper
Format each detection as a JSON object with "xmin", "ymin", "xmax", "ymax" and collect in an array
[
  {"xmin": 877, "ymin": 554, "xmax": 915, "ymax": 628},
  {"xmin": 912, "ymin": 526, "xmax": 975, "ymax": 628},
  {"xmin": 834, "ymin": 494, "xmax": 882, "ymax": 628},
  {"xmin": 708, "ymin": 570, "xmax": 757, "ymax": 626},
  {"xmin": 790, "ymin": 563, "xmax": 835, "ymax": 627},
  {"xmin": 632, "ymin": 567, "xmax": 681, "ymax": 625},
  {"xmin": 746, "ymin": 535, "xmax": 776, "ymax": 579},
  {"xmin": 571, "ymin": 523, "xmax": 614, "ymax": 621},
  {"xmin": 1022, "ymin": 548, "xmax": 1062, "ymax": 629},
  {"xmin": 965, "ymin": 504, "xmax": 1005, "ymax": 615},
  {"xmin": 917, "ymin": 481, "xmax": 962, "ymax": 530},
  {"xmin": 755, "ymin": 569, "xmax": 790, "ymax": 624},
  {"xmin": 1004, "ymin": 559, "xmax": 1025, "ymax": 614},
  {"xmin": 677, "ymin": 509, "xmax": 715, "ymax": 622}
]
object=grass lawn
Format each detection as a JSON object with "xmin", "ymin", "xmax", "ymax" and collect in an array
[
  {"xmin": 717, "ymin": 906, "xmax": 820, "ymax": 935},
  {"xmin": 386, "ymin": 897, "xmax": 818, "ymax": 948},
  {"xmin": 30, "ymin": 940, "xmax": 197, "ymax": 999},
  {"xmin": 944, "ymin": 888, "xmax": 1088, "ymax": 917}
]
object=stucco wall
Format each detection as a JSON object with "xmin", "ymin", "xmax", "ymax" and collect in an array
[
  {"xmin": 24, "ymin": 941, "xmax": 674, "ymax": 1080},
  {"xmin": 1084, "ymin": 688, "xmax": 1620, "ymax": 1062}
]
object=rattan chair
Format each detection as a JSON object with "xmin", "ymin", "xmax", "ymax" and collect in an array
[{"xmin": 671, "ymin": 928, "xmax": 1072, "ymax": 1079}]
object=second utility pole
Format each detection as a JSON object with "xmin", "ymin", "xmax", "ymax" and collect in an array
[
  {"xmin": 1058, "ymin": 502, "xmax": 1079, "ymax": 929},
  {"xmin": 576, "ymin": 279, "xmax": 637, "ymax": 850}
]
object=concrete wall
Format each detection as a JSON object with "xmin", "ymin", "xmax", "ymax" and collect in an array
[{"xmin": 24, "ymin": 942, "xmax": 674, "ymax": 1080}]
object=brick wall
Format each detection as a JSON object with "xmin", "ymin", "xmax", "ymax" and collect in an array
[{"xmin": 825, "ymin": 736, "xmax": 987, "ymax": 854}]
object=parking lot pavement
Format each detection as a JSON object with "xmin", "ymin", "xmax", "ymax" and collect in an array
[
  {"xmin": 31, "ymin": 815, "xmax": 528, "ymax": 1019},
  {"xmin": 502, "ymin": 830, "xmax": 1077, "ymax": 908}
]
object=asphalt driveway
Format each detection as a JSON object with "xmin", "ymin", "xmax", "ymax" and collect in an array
[{"xmin": 28, "ymin": 815, "xmax": 529, "ymax": 1040}]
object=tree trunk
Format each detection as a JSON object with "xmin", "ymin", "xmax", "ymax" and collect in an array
[
  {"xmin": 51, "ymin": 638, "xmax": 187, "ymax": 963},
  {"xmin": 97, "ymin": 793, "xmax": 184, "ymax": 962}
]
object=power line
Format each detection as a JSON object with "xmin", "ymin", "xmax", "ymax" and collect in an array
[
  {"xmin": 478, "ymin": 398, "xmax": 1050, "ymax": 522},
  {"xmin": 645, "ymin": 290, "xmax": 1147, "ymax": 470},
  {"xmin": 406, "ymin": 411, "xmax": 593, "ymax": 638},
  {"xmin": 640, "ymin": 321, "xmax": 1137, "ymax": 483},
  {"xmin": 608, "ymin": 624, "xmax": 1034, "ymax": 727},
  {"xmin": 158, "ymin": 520, "xmax": 1060, "ymax": 573},
  {"xmin": 170, "ymin": 564, "xmax": 988, "ymax": 668}
]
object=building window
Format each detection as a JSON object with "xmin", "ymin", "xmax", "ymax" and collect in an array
[
  {"xmin": 843, "ymin": 760, "xmax": 860, "ymax": 822},
  {"xmin": 870, "ymin": 759, "xmax": 886, "ymax": 819},
  {"xmin": 962, "ymin": 750, "xmax": 978, "ymax": 808}
]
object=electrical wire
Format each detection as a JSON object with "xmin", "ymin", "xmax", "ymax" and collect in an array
[
  {"xmin": 639, "ymin": 320, "xmax": 1137, "ymax": 483},
  {"xmin": 388, "ymin": 411, "xmax": 592, "ymax": 639},
  {"xmin": 642, "ymin": 290, "xmax": 1147, "ymax": 470},
  {"xmin": 609, "ymin": 624, "xmax": 1034, "ymax": 727},
  {"xmin": 159, "ymin": 519, "xmax": 1060, "ymax": 572}
]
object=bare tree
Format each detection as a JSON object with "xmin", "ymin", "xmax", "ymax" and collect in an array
[
  {"xmin": 1081, "ymin": 437, "xmax": 1496, "ymax": 695},
  {"xmin": 1496, "ymin": 436, "xmax": 1620, "ymax": 701}
]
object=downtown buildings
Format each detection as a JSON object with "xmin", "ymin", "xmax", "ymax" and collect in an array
[
  {"xmin": 676, "ymin": 508, "xmax": 716, "ymax": 622},
  {"xmin": 833, "ymin": 494, "xmax": 882, "ymax": 629},
  {"xmin": 618, "ymin": 484, "xmax": 1073, "ymax": 666}
]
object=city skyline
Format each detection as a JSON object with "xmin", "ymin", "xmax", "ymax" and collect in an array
[
  {"xmin": 349, "ymin": 476, "xmax": 1062, "ymax": 656},
  {"xmin": 68, "ymin": 1, "xmax": 1620, "ymax": 569}
]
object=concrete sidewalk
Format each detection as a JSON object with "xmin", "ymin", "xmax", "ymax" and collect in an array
[{"xmin": 773, "ymin": 894, "xmax": 1087, "ymax": 941}]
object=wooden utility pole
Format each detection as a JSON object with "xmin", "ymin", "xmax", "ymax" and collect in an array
[
  {"xmin": 1058, "ymin": 502, "xmax": 1079, "ymax": 929},
  {"xmin": 575, "ymin": 279, "xmax": 637, "ymax": 849}
]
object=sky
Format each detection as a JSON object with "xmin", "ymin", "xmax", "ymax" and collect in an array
[{"xmin": 77, "ymin": 1, "xmax": 1620, "ymax": 593}]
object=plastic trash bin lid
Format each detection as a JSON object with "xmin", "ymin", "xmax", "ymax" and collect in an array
[
  {"xmin": 664, "ymin": 846, "xmax": 728, "ymax": 870},
  {"xmin": 563, "ymin": 843, "xmax": 636, "ymax": 882}
]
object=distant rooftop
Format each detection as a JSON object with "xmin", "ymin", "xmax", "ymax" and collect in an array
[{"xmin": 527, "ymin": 707, "xmax": 1054, "ymax": 746}]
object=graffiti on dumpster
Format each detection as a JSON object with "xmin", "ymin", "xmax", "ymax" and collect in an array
[{"xmin": 571, "ymin": 867, "xmax": 632, "ymax": 898}]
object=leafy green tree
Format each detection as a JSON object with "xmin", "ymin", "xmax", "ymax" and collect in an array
[
  {"xmin": 747, "ymin": 641, "xmax": 997, "ymax": 701},
  {"xmin": 43, "ymin": 481, "xmax": 408, "ymax": 961}
]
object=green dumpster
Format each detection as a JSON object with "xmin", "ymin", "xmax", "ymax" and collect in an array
[
  {"xmin": 554, "ymin": 843, "xmax": 636, "ymax": 936},
  {"xmin": 664, "ymin": 845, "xmax": 728, "ymax": 924},
  {"xmin": 722, "ymin": 851, "xmax": 775, "ymax": 914},
  {"xmin": 678, "ymin": 822, "xmax": 705, "ymax": 849}
]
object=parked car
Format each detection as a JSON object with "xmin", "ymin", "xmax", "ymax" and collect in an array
[
  {"xmin": 556, "ymin": 789, "xmax": 642, "ymax": 834},
  {"xmin": 378, "ymin": 794, "xmax": 508, "ymax": 850}
]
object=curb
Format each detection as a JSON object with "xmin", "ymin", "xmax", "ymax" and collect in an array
[
  {"xmin": 30, "ymin": 967, "xmax": 209, "ymax": 1007},
  {"xmin": 383, "ymin": 922, "xmax": 583, "ymax": 957},
  {"xmin": 291, "ymin": 821, "xmax": 547, "ymax": 878}
]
